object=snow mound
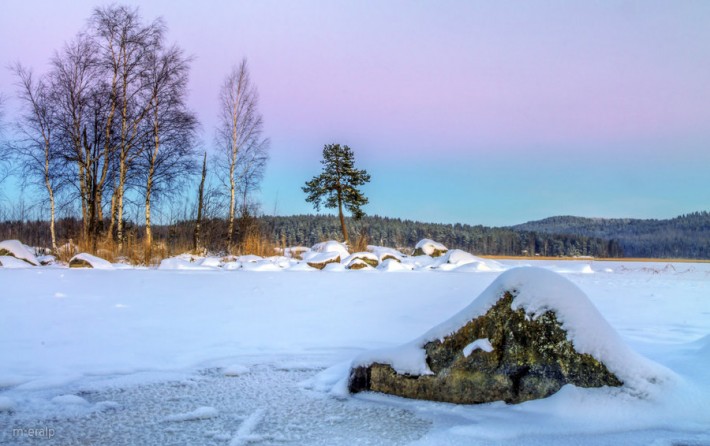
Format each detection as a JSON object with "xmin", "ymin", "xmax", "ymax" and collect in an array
[
  {"xmin": 367, "ymin": 245, "xmax": 406, "ymax": 262},
  {"xmin": 241, "ymin": 261, "xmax": 282, "ymax": 272},
  {"xmin": 311, "ymin": 240, "xmax": 349, "ymax": 257},
  {"xmin": 548, "ymin": 263, "xmax": 595, "ymax": 274},
  {"xmin": 378, "ymin": 259, "xmax": 414, "ymax": 272},
  {"xmin": 159, "ymin": 257, "xmax": 215, "ymax": 270},
  {"xmin": 452, "ymin": 261, "xmax": 505, "ymax": 273},
  {"xmin": 436, "ymin": 249, "xmax": 506, "ymax": 272},
  {"xmin": 1, "ymin": 256, "xmax": 36, "ymax": 268},
  {"xmin": 286, "ymin": 262, "xmax": 318, "ymax": 271},
  {"xmin": 267, "ymin": 256, "xmax": 293, "ymax": 269},
  {"xmin": 237, "ymin": 255, "xmax": 263, "ymax": 263},
  {"xmin": 0, "ymin": 240, "xmax": 39, "ymax": 266},
  {"xmin": 414, "ymin": 239, "xmax": 447, "ymax": 256},
  {"xmin": 70, "ymin": 253, "xmax": 114, "ymax": 269},
  {"xmin": 406, "ymin": 255, "xmax": 437, "ymax": 270},
  {"xmin": 163, "ymin": 406, "xmax": 219, "ymax": 422},
  {"xmin": 199, "ymin": 257, "xmax": 223, "ymax": 268},
  {"xmin": 351, "ymin": 267, "xmax": 672, "ymax": 393}
]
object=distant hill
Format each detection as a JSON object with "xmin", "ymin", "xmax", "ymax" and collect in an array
[
  {"xmin": 259, "ymin": 215, "xmax": 623, "ymax": 258},
  {"xmin": 511, "ymin": 211, "xmax": 710, "ymax": 259}
]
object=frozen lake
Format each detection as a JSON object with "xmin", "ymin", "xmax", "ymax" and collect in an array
[{"xmin": 1, "ymin": 259, "xmax": 709, "ymax": 445}]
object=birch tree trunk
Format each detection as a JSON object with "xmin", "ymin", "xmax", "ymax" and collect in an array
[{"xmin": 193, "ymin": 152, "xmax": 207, "ymax": 252}]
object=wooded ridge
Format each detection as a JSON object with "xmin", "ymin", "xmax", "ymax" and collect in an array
[{"xmin": 3, "ymin": 211, "xmax": 708, "ymax": 260}]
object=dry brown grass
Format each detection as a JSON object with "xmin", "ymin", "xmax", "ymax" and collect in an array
[
  {"xmin": 236, "ymin": 231, "xmax": 277, "ymax": 258},
  {"xmin": 350, "ymin": 232, "xmax": 370, "ymax": 253}
]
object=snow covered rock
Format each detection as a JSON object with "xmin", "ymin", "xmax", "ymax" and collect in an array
[
  {"xmin": 69, "ymin": 253, "xmax": 114, "ymax": 269},
  {"xmin": 349, "ymin": 267, "xmax": 665, "ymax": 405},
  {"xmin": 343, "ymin": 252, "xmax": 379, "ymax": 268},
  {"xmin": 311, "ymin": 240, "xmax": 350, "ymax": 257},
  {"xmin": 345, "ymin": 259, "xmax": 372, "ymax": 270},
  {"xmin": 283, "ymin": 246, "xmax": 310, "ymax": 260},
  {"xmin": 0, "ymin": 240, "xmax": 40, "ymax": 266},
  {"xmin": 367, "ymin": 245, "xmax": 405, "ymax": 263},
  {"xmin": 0, "ymin": 256, "xmax": 36, "ymax": 268},
  {"xmin": 306, "ymin": 251, "xmax": 341, "ymax": 270},
  {"xmin": 413, "ymin": 239, "xmax": 447, "ymax": 257},
  {"xmin": 37, "ymin": 254, "xmax": 57, "ymax": 265}
]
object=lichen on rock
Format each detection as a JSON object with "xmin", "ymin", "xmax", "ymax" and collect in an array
[{"xmin": 348, "ymin": 268, "xmax": 638, "ymax": 405}]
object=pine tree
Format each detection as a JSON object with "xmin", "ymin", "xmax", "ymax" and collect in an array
[{"xmin": 302, "ymin": 144, "xmax": 371, "ymax": 243}]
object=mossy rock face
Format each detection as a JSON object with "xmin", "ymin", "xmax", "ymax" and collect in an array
[
  {"xmin": 412, "ymin": 248, "xmax": 447, "ymax": 258},
  {"xmin": 380, "ymin": 254, "xmax": 401, "ymax": 263},
  {"xmin": 0, "ymin": 249, "xmax": 36, "ymax": 266},
  {"xmin": 347, "ymin": 255, "xmax": 379, "ymax": 268},
  {"xmin": 349, "ymin": 292, "xmax": 622, "ymax": 404},
  {"xmin": 69, "ymin": 258, "xmax": 93, "ymax": 268},
  {"xmin": 347, "ymin": 259, "xmax": 371, "ymax": 270},
  {"xmin": 307, "ymin": 255, "xmax": 340, "ymax": 270}
]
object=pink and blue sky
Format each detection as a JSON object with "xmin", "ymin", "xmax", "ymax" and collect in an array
[{"xmin": 1, "ymin": 0, "xmax": 709, "ymax": 225}]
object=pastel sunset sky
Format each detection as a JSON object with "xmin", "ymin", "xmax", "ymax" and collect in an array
[{"xmin": 1, "ymin": 1, "xmax": 709, "ymax": 225}]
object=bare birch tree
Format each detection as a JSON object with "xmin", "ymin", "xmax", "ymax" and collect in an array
[
  {"xmin": 236, "ymin": 137, "xmax": 269, "ymax": 218},
  {"xmin": 11, "ymin": 64, "xmax": 63, "ymax": 251},
  {"xmin": 0, "ymin": 95, "xmax": 10, "ymax": 188},
  {"xmin": 215, "ymin": 58, "xmax": 268, "ymax": 252},
  {"xmin": 193, "ymin": 151, "xmax": 207, "ymax": 253},
  {"xmin": 90, "ymin": 5, "xmax": 164, "ymax": 252},
  {"xmin": 140, "ymin": 44, "xmax": 197, "ymax": 262},
  {"xmin": 50, "ymin": 34, "xmax": 112, "ymax": 249}
]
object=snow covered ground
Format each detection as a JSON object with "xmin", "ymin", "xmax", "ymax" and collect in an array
[{"xmin": 1, "ymin": 259, "xmax": 709, "ymax": 445}]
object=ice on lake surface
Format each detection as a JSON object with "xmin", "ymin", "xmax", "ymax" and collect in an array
[
  {"xmin": 1, "ymin": 260, "xmax": 709, "ymax": 445},
  {"xmin": 0, "ymin": 363, "xmax": 430, "ymax": 445}
]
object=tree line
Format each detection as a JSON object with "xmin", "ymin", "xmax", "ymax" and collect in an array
[
  {"xmin": 0, "ymin": 214, "xmax": 623, "ymax": 259},
  {"xmin": 513, "ymin": 212, "xmax": 710, "ymax": 259},
  {"xmin": 260, "ymin": 215, "xmax": 623, "ymax": 257},
  {"xmin": 6, "ymin": 210, "xmax": 710, "ymax": 259},
  {"xmin": 1, "ymin": 5, "xmax": 268, "ymax": 261}
]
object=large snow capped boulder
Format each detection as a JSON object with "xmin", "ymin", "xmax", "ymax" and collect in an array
[
  {"xmin": 0, "ymin": 256, "xmax": 35, "ymax": 268},
  {"xmin": 367, "ymin": 245, "xmax": 405, "ymax": 263},
  {"xmin": 306, "ymin": 251, "xmax": 341, "ymax": 270},
  {"xmin": 343, "ymin": 252, "xmax": 379, "ymax": 269},
  {"xmin": 413, "ymin": 239, "xmax": 447, "ymax": 257},
  {"xmin": 349, "ymin": 267, "xmax": 667, "ymax": 404},
  {"xmin": 69, "ymin": 253, "xmax": 114, "ymax": 269},
  {"xmin": 0, "ymin": 240, "xmax": 40, "ymax": 266},
  {"xmin": 311, "ymin": 240, "xmax": 350, "ymax": 258}
]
